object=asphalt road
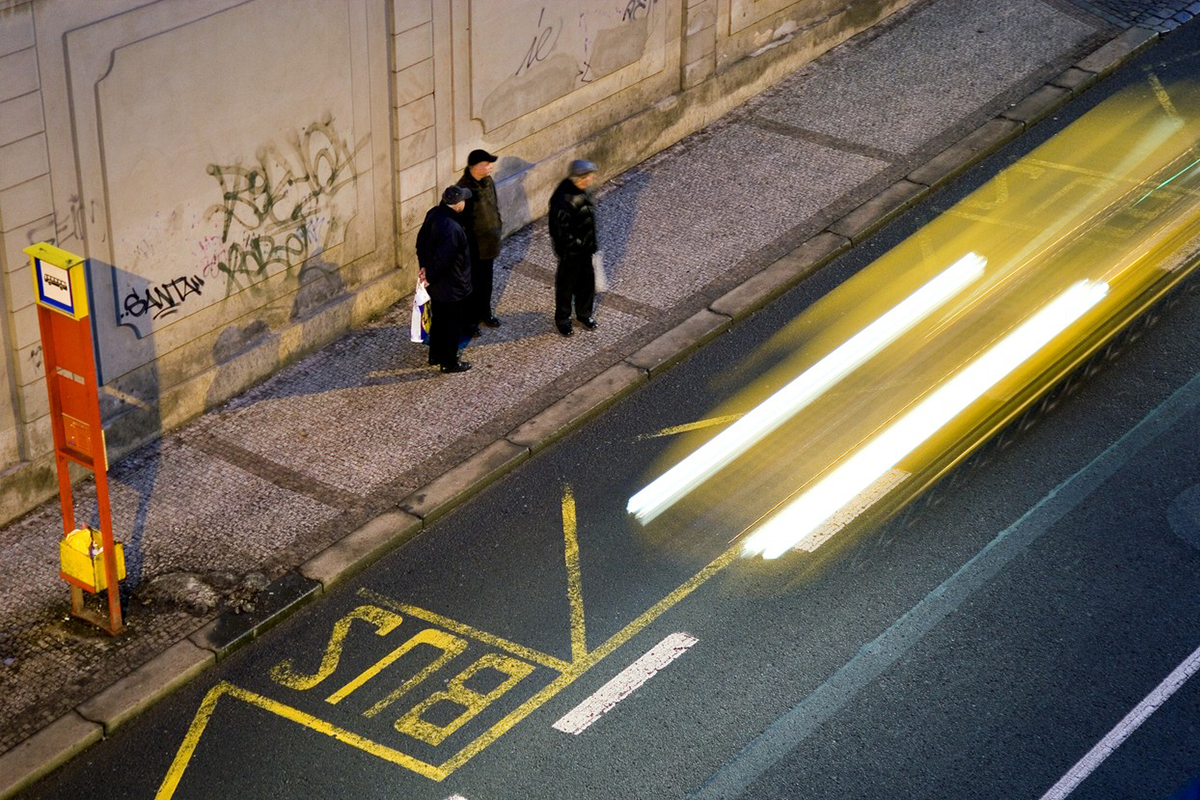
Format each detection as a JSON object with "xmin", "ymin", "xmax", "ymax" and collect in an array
[{"xmin": 17, "ymin": 22, "xmax": 1200, "ymax": 800}]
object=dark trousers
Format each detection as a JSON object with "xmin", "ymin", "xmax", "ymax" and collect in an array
[
  {"xmin": 470, "ymin": 256, "xmax": 494, "ymax": 322},
  {"xmin": 429, "ymin": 298, "xmax": 469, "ymax": 367},
  {"xmin": 555, "ymin": 255, "xmax": 595, "ymax": 322}
]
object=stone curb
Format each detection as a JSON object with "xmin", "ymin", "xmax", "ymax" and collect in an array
[
  {"xmin": 708, "ymin": 233, "xmax": 851, "ymax": 320},
  {"xmin": 0, "ymin": 21, "xmax": 1166, "ymax": 800},
  {"xmin": 626, "ymin": 309, "xmax": 732, "ymax": 374},
  {"xmin": 506, "ymin": 362, "xmax": 648, "ymax": 450},
  {"xmin": 188, "ymin": 571, "xmax": 322, "ymax": 660},
  {"xmin": 0, "ymin": 712, "xmax": 102, "ymax": 799},
  {"xmin": 299, "ymin": 509, "xmax": 424, "ymax": 590},
  {"xmin": 76, "ymin": 640, "xmax": 214, "ymax": 735},
  {"xmin": 907, "ymin": 118, "xmax": 1024, "ymax": 188},
  {"xmin": 1076, "ymin": 25, "xmax": 1158, "ymax": 75},
  {"xmin": 400, "ymin": 439, "xmax": 530, "ymax": 522},
  {"xmin": 828, "ymin": 179, "xmax": 930, "ymax": 243}
]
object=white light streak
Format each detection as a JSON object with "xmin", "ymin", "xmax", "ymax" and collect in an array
[
  {"xmin": 743, "ymin": 280, "xmax": 1109, "ymax": 559},
  {"xmin": 627, "ymin": 253, "xmax": 987, "ymax": 524}
]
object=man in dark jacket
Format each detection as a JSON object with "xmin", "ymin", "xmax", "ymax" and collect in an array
[
  {"xmin": 416, "ymin": 185, "xmax": 473, "ymax": 373},
  {"xmin": 456, "ymin": 149, "xmax": 503, "ymax": 332},
  {"xmin": 548, "ymin": 159, "xmax": 599, "ymax": 337}
]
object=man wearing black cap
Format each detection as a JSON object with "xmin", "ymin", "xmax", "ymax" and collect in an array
[
  {"xmin": 457, "ymin": 149, "xmax": 503, "ymax": 333},
  {"xmin": 548, "ymin": 159, "xmax": 599, "ymax": 337},
  {"xmin": 416, "ymin": 185, "xmax": 473, "ymax": 373}
]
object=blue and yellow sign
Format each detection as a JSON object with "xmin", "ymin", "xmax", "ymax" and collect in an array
[{"xmin": 25, "ymin": 241, "xmax": 88, "ymax": 320}]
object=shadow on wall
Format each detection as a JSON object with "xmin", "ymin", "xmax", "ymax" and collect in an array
[
  {"xmin": 88, "ymin": 259, "xmax": 165, "ymax": 591},
  {"xmin": 199, "ymin": 247, "xmax": 444, "ymax": 410},
  {"xmin": 493, "ymin": 156, "xmax": 534, "ymax": 301}
]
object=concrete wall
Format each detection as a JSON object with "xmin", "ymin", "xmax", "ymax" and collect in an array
[{"xmin": 0, "ymin": 0, "xmax": 911, "ymax": 524}]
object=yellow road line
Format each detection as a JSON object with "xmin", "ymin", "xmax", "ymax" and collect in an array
[
  {"xmin": 638, "ymin": 413, "xmax": 743, "ymax": 440},
  {"xmin": 440, "ymin": 543, "xmax": 742, "ymax": 774},
  {"xmin": 1148, "ymin": 70, "xmax": 1180, "ymax": 119},
  {"xmin": 358, "ymin": 587, "xmax": 572, "ymax": 672},
  {"xmin": 155, "ymin": 681, "xmax": 448, "ymax": 799},
  {"xmin": 562, "ymin": 484, "xmax": 588, "ymax": 663}
]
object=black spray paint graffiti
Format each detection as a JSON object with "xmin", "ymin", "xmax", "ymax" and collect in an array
[
  {"xmin": 205, "ymin": 114, "xmax": 358, "ymax": 294},
  {"xmin": 621, "ymin": 0, "xmax": 658, "ymax": 22},
  {"xmin": 516, "ymin": 7, "xmax": 562, "ymax": 77},
  {"xmin": 518, "ymin": 2, "xmax": 658, "ymax": 85},
  {"xmin": 121, "ymin": 274, "xmax": 206, "ymax": 322}
]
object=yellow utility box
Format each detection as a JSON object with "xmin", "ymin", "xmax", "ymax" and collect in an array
[{"xmin": 60, "ymin": 527, "xmax": 125, "ymax": 593}]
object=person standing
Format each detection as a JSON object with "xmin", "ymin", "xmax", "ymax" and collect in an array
[
  {"xmin": 416, "ymin": 185, "xmax": 474, "ymax": 373},
  {"xmin": 548, "ymin": 159, "xmax": 599, "ymax": 337},
  {"xmin": 456, "ymin": 149, "xmax": 503, "ymax": 333}
]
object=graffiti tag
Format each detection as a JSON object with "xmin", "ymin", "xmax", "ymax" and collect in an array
[
  {"xmin": 205, "ymin": 113, "xmax": 358, "ymax": 293},
  {"xmin": 121, "ymin": 275, "xmax": 206, "ymax": 321}
]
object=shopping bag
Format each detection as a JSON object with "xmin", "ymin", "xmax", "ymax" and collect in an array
[
  {"xmin": 410, "ymin": 283, "xmax": 431, "ymax": 343},
  {"xmin": 592, "ymin": 251, "xmax": 608, "ymax": 292}
]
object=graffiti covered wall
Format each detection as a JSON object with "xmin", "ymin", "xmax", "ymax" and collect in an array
[{"xmin": 0, "ymin": 0, "xmax": 909, "ymax": 524}]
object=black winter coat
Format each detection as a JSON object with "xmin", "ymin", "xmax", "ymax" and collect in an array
[
  {"xmin": 548, "ymin": 179, "xmax": 597, "ymax": 261},
  {"xmin": 416, "ymin": 204, "xmax": 472, "ymax": 302},
  {"xmin": 456, "ymin": 170, "xmax": 502, "ymax": 260}
]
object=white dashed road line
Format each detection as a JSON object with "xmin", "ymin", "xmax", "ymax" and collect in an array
[{"xmin": 553, "ymin": 633, "xmax": 698, "ymax": 735}]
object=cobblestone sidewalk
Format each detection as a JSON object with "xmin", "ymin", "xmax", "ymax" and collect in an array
[{"xmin": 1069, "ymin": 0, "xmax": 1200, "ymax": 30}]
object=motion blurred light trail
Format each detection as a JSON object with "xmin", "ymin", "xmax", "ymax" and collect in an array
[
  {"xmin": 742, "ymin": 281, "xmax": 1109, "ymax": 559},
  {"xmin": 626, "ymin": 253, "xmax": 986, "ymax": 523},
  {"xmin": 626, "ymin": 74, "xmax": 1200, "ymax": 558}
]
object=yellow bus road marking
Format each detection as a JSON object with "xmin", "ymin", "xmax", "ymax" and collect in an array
[
  {"xmin": 161, "ymin": 486, "xmax": 748, "ymax": 790},
  {"xmin": 438, "ymin": 544, "xmax": 742, "ymax": 773},
  {"xmin": 563, "ymin": 484, "xmax": 588, "ymax": 663},
  {"xmin": 154, "ymin": 681, "xmax": 450, "ymax": 799},
  {"xmin": 638, "ymin": 414, "xmax": 744, "ymax": 440},
  {"xmin": 357, "ymin": 589, "xmax": 572, "ymax": 672}
]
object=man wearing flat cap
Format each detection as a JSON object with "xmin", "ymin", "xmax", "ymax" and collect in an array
[
  {"xmin": 457, "ymin": 149, "xmax": 503, "ymax": 333},
  {"xmin": 416, "ymin": 185, "xmax": 473, "ymax": 373},
  {"xmin": 548, "ymin": 159, "xmax": 600, "ymax": 337}
]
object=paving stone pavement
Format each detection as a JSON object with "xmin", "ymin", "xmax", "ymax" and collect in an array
[
  {"xmin": 1069, "ymin": 0, "xmax": 1200, "ymax": 30},
  {"xmin": 0, "ymin": 0, "xmax": 1176, "ymax": 791}
]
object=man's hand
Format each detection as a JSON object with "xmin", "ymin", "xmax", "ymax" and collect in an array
[{"xmin": 418, "ymin": 268, "xmax": 427, "ymax": 287}]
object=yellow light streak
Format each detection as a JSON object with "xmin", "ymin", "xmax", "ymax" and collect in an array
[
  {"xmin": 626, "ymin": 253, "xmax": 986, "ymax": 524},
  {"xmin": 743, "ymin": 280, "xmax": 1109, "ymax": 559}
]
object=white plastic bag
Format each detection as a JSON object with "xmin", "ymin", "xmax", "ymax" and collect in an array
[
  {"xmin": 592, "ymin": 251, "xmax": 608, "ymax": 292},
  {"xmin": 410, "ymin": 283, "xmax": 431, "ymax": 343}
]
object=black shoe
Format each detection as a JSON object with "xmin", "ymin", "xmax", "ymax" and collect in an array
[
  {"xmin": 577, "ymin": 317, "xmax": 597, "ymax": 330},
  {"xmin": 469, "ymin": 327, "xmax": 482, "ymax": 338},
  {"xmin": 440, "ymin": 361, "xmax": 472, "ymax": 374},
  {"xmin": 483, "ymin": 316, "xmax": 501, "ymax": 328},
  {"xmin": 556, "ymin": 321, "xmax": 573, "ymax": 337}
]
